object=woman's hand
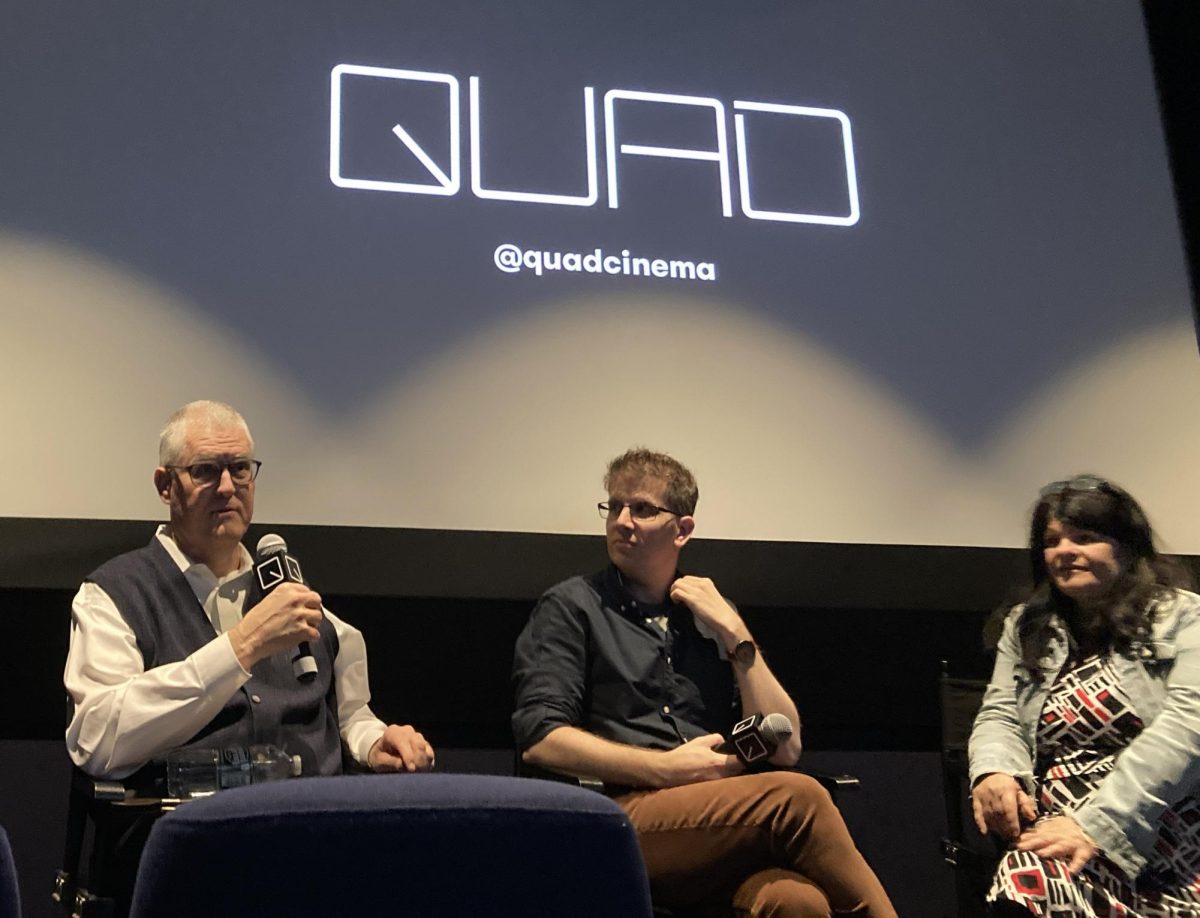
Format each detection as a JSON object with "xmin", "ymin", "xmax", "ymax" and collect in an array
[
  {"xmin": 972, "ymin": 772, "xmax": 1037, "ymax": 841},
  {"xmin": 1016, "ymin": 815, "xmax": 1097, "ymax": 875}
]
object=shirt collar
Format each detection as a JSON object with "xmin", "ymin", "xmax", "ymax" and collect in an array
[
  {"xmin": 155, "ymin": 524, "xmax": 253, "ymax": 581},
  {"xmin": 604, "ymin": 565, "xmax": 677, "ymax": 616},
  {"xmin": 603, "ymin": 564, "xmax": 725, "ymax": 650}
]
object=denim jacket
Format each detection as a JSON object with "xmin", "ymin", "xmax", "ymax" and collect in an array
[{"xmin": 968, "ymin": 588, "xmax": 1200, "ymax": 878}]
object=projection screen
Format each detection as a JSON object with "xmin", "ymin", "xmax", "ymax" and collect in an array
[{"xmin": 1, "ymin": 1, "xmax": 1197, "ymax": 551}]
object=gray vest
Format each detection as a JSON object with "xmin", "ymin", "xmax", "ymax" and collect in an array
[{"xmin": 87, "ymin": 537, "xmax": 343, "ymax": 779}]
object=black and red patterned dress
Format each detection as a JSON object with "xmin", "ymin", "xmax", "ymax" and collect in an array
[{"xmin": 988, "ymin": 654, "xmax": 1200, "ymax": 916}]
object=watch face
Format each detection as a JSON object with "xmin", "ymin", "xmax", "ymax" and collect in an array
[{"xmin": 734, "ymin": 640, "xmax": 756, "ymax": 665}]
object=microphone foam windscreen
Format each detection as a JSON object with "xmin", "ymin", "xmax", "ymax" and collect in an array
[
  {"xmin": 255, "ymin": 533, "xmax": 288, "ymax": 557},
  {"xmin": 760, "ymin": 713, "xmax": 794, "ymax": 745}
]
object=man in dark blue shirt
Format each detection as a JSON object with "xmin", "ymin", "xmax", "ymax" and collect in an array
[{"xmin": 512, "ymin": 448, "xmax": 895, "ymax": 917}]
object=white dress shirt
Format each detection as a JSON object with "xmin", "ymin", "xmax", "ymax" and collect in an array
[{"xmin": 64, "ymin": 526, "xmax": 386, "ymax": 778}]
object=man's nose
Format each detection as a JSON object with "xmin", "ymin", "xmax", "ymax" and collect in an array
[
  {"xmin": 215, "ymin": 467, "xmax": 236, "ymax": 493},
  {"xmin": 615, "ymin": 505, "xmax": 636, "ymax": 525}
]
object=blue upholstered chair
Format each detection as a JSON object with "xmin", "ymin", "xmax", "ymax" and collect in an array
[
  {"xmin": 0, "ymin": 825, "xmax": 21, "ymax": 918},
  {"xmin": 129, "ymin": 773, "xmax": 653, "ymax": 917}
]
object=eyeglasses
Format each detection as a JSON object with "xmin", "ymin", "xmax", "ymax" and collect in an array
[
  {"xmin": 167, "ymin": 459, "xmax": 262, "ymax": 486},
  {"xmin": 1038, "ymin": 474, "xmax": 1111, "ymax": 498},
  {"xmin": 597, "ymin": 499, "xmax": 679, "ymax": 521}
]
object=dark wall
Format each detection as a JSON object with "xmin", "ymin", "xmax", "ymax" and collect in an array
[
  {"xmin": 3, "ymin": 580, "xmax": 1000, "ymax": 752},
  {"xmin": 1145, "ymin": 0, "xmax": 1200, "ymax": 323}
]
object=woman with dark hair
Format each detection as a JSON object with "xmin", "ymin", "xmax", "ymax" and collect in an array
[{"xmin": 969, "ymin": 475, "xmax": 1200, "ymax": 916}]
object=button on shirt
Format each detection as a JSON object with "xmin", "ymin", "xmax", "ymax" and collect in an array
[{"xmin": 512, "ymin": 566, "xmax": 739, "ymax": 753}]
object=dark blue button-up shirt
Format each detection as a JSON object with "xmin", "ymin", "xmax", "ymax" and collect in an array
[{"xmin": 512, "ymin": 566, "xmax": 739, "ymax": 752}]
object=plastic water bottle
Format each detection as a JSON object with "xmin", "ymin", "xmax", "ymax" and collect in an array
[
  {"xmin": 166, "ymin": 744, "xmax": 302, "ymax": 799},
  {"xmin": 215, "ymin": 744, "xmax": 302, "ymax": 789},
  {"xmin": 251, "ymin": 744, "xmax": 301, "ymax": 783},
  {"xmin": 165, "ymin": 747, "xmax": 220, "ymax": 798}
]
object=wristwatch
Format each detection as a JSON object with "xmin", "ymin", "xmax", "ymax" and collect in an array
[{"xmin": 731, "ymin": 639, "xmax": 757, "ymax": 667}]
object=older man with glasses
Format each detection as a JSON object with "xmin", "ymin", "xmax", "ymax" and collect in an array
[
  {"xmin": 512, "ymin": 448, "xmax": 896, "ymax": 918},
  {"xmin": 65, "ymin": 400, "xmax": 433, "ymax": 784}
]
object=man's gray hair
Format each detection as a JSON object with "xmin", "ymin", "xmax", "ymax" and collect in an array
[{"xmin": 158, "ymin": 400, "xmax": 254, "ymax": 466}]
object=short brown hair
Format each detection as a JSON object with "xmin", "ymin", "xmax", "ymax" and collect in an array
[{"xmin": 604, "ymin": 448, "xmax": 698, "ymax": 516}]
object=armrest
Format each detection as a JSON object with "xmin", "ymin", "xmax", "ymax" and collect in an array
[
  {"xmin": 72, "ymin": 768, "xmax": 129, "ymax": 802},
  {"xmin": 803, "ymin": 770, "xmax": 860, "ymax": 794},
  {"xmin": 516, "ymin": 759, "xmax": 606, "ymax": 793}
]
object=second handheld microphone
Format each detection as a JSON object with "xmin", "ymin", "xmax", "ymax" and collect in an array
[{"xmin": 719, "ymin": 712, "xmax": 794, "ymax": 765}]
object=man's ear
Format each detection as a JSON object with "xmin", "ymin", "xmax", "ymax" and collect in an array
[
  {"xmin": 675, "ymin": 514, "xmax": 695, "ymax": 548},
  {"xmin": 153, "ymin": 468, "xmax": 172, "ymax": 504}
]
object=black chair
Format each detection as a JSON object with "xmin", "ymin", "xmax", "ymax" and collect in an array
[
  {"xmin": 939, "ymin": 660, "xmax": 1000, "ymax": 918},
  {"xmin": 53, "ymin": 766, "xmax": 175, "ymax": 918}
]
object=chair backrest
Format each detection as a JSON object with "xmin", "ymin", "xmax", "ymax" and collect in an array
[
  {"xmin": 0, "ymin": 826, "xmax": 21, "ymax": 918},
  {"xmin": 130, "ymin": 773, "xmax": 654, "ymax": 918},
  {"xmin": 938, "ymin": 661, "xmax": 988, "ymax": 841},
  {"xmin": 938, "ymin": 661, "xmax": 996, "ymax": 918}
]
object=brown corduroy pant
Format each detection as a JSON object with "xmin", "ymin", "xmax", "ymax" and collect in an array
[{"xmin": 614, "ymin": 772, "xmax": 897, "ymax": 918}]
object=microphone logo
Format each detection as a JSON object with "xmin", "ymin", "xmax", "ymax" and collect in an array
[
  {"xmin": 256, "ymin": 555, "xmax": 286, "ymax": 592},
  {"xmin": 730, "ymin": 714, "xmax": 772, "ymax": 763},
  {"xmin": 285, "ymin": 556, "xmax": 303, "ymax": 582},
  {"xmin": 724, "ymin": 712, "xmax": 793, "ymax": 765}
]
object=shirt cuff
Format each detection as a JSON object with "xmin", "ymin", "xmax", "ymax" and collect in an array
[
  {"xmin": 202, "ymin": 633, "xmax": 253, "ymax": 691},
  {"xmin": 969, "ymin": 746, "xmax": 1034, "ymax": 791},
  {"xmin": 343, "ymin": 719, "xmax": 387, "ymax": 767}
]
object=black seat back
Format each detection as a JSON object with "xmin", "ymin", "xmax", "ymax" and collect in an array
[{"xmin": 938, "ymin": 661, "xmax": 999, "ymax": 918}]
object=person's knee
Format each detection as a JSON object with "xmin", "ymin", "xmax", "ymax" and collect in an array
[
  {"xmin": 762, "ymin": 772, "xmax": 835, "ymax": 815},
  {"xmin": 773, "ymin": 772, "xmax": 832, "ymax": 797},
  {"xmin": 733, "ymin": 868, "xmax": 831, "ymax": 918}
]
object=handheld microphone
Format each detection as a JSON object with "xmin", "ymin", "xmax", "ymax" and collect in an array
[
  {"xmin": 254, "ymin": 533, "xmax": 318, "ymax": 682},
  {"xmin": 719, "ymin": 712, "xmax": 794, "ymax": 765}
]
